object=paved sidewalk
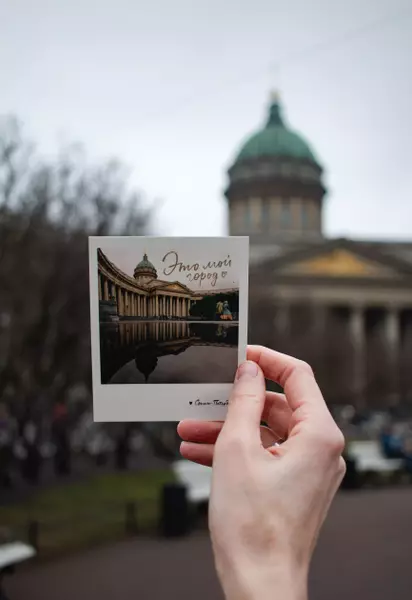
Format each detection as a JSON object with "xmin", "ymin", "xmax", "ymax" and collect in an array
[{"xmin": 6, "ymin": 488, "xmax": 412, "ymax": 600}]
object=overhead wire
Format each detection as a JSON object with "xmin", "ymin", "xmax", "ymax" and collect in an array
[{"xmin": 140, "ymin": 4, "xmax": 412, "ymax": 122}]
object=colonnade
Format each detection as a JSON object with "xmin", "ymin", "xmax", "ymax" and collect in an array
[{"xmin": 98, "ymin": 273, "xmax": 192, "ymax": 318}]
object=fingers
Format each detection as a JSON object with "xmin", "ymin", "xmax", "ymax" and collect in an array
[
  {"xmin": 262, "ymin": 391, "xmax": 292, "ymax": 439},
  {"xmin": 179, "ymin": 426, "xmax": 280, "ymax": 467},
  {"xmin": 247, "ymin": 345, "xmax": 328, "ymax": 417},
  {"xmin": 178, "ymin": 420, "xmax": 283, "ymax": 447},
  {"xmin": 180, "ymin": 441, "xmax": 214, "ymax": 467},
  {"xmin": 248, "ymin": 345, "xmax": 345, "ymax": 455},
  {"xmin": 222, "ymin": 360, "xmax": 266, "ymax": 444},
  {"xmin": 177, "ymin": 420, "xmax": 223, "ymax": 444},
  {"xmin": 178, "ymin": 391, "xmax": 291, "ymax": 445}
]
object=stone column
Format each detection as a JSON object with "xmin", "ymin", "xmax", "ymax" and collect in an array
[
  {"xmin": 103, "ymin": 278, "xmax": 109, "ymax": 301},
  {"xmin": 117, "ymin": 287, "xmax": 121, "ymax": 316},
  {"xmin": 312, "ymin": 305, "xmax": 328, "ymax": 338},
  {"xmin": 274, "ymin": 303, "xmax": 289, "ymax": 336},
  {"xmin": 385, "ymin": 307, "xmax": 401, "ymax": 404},
  {"xmin": 349, "ymin": 305, "xmax": 366, "ymax": 408},
  {"xmin": 311, "ymin": 304, "xmax": 328, "ymax": 361}
]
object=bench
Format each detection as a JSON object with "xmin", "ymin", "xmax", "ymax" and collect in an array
[
  {"xmin": 346, "ymin": 440, "xmax": 404, "ymax": 484},
  {"xmin": 0, "ymin": 541, "xmax": 36, "ymax": 599},
  {"xmin": 0, "ymin": 541, "xmax": 36, "ymax": 571},
  {"xmin": 172, "ymin": 460, "xmax": 212, "ymax": 503}
]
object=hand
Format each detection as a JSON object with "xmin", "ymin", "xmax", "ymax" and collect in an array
[{"xmin": 177, "ymin": 346, "xmax": 345, "ymax": 600}]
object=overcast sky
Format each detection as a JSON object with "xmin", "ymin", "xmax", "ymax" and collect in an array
[{"xmin": 1, "ymin": 0, "xmax": 412, "ymax": 241}]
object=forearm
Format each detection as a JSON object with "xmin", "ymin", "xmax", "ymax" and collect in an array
[{"xmin": 217, "ymin": 558, "xmax": 308, "ymax": 600}]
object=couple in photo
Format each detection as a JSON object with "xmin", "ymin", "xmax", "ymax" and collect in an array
[{"xmin": 215, "ymin": 300, "xmax": 232, "ymax": 321}]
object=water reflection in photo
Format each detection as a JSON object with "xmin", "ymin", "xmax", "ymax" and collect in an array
[{"xmin": 100, "ymin": 321, "xmax": 239, "ymax": 384}]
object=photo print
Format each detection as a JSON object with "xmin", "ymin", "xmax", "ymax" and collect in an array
[{"xmin": 89, "ymin": 237, "xmax": 249, "ymax": 421}]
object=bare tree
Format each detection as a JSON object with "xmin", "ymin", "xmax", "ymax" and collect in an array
[{"xmin": 0, "ymin": 118, "xmax": 151, "ymax": 429}]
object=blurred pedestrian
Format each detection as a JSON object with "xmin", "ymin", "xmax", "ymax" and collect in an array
[
  {"xmin": 52, "ymin": 402, "xmax": 71, "ymax": 476},
  {"xmin": 0, "ymin": 403, "xmax": 16, "ymax": 488},
  {"xmin": 380, "ymin": 422, "xmax": 404, "ymax": 459},
  {"xmin": 20, "ymin": 414, "xmax": 41, "ymax": 484}
]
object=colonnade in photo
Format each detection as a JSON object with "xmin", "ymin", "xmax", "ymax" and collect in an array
[{"xmin": 98, "ymin": 273, "xmax": 192, "ymax": 318}]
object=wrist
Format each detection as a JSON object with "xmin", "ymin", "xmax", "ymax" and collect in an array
[{"xmin": 217, "ymin": 555, "xmax": 308, "ymax": 600}]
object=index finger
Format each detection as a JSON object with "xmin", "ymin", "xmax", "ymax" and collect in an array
[
  {"xmin": 247, "ymin": 345, "xmax": 328, "ymax": 418},
  {"xmin": 247, "ymin": 346, "xmax": 345, "ymax": 456}
]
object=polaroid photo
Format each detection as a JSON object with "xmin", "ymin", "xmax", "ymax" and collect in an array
[{"xmin": 89, "ymin": 236, "xmax": 249, "ymax": 421}]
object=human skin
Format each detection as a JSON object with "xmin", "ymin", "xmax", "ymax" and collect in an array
[{"xmin": 177, "ymin": 345, "xmax": 346, "ymax": 600}]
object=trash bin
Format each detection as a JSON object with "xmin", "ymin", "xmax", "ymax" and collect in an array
[
  {"xmin": 160, "ymin": 483, "xmax": 190, "ymax": 537},
  {"xmin": 341, "ymin": 455, "xmax": 359, "ymax": 489}
]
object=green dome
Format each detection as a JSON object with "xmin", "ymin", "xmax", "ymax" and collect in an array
[
  {"xmin": 136, "ymin": 253, "xmax": 156, "ymax": 271},
  {"xmin": 235, "ymin": 99, "xmax": 318, "ymax": 164},
  {"xmin": 134, "ymin": 253, "xmax": 157, "ymax": 279}
]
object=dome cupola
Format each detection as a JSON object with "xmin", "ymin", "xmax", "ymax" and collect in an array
[
  {"xmin": 225, "ymin": 92, "xmax": 326, "ymax": 245},
  {"xmin": 134, "ymin": 253, "xmax": 157, "ymax": 283}
]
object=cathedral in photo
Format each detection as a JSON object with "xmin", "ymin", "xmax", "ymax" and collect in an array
[{"xmin": 225, "ymin": 93, "xmax": 412, "ymax": 412}]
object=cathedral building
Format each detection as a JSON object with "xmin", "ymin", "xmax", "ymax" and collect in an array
[{"xmin": 225, "ymin": 93, "xmax": 412, "ymax": 411}]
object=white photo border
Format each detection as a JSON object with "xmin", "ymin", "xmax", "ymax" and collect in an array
[{"xmin": 89, "ymin": 236, "xmax": 249, "ymax": 421}]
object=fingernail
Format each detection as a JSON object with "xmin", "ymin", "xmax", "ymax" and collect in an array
[{"xmin": 236, "ymin": 361, "xmax": 258, "ymax": 380}]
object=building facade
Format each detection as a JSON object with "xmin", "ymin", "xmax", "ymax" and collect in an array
[
  {"xmin": 226, "ymin": 93, "xmax": 412, "ymax": 411},
  {"xmin": 98, "ymin": 249, "xmax": 197, "ymax": 319}
]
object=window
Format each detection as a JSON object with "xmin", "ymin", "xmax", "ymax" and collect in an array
[
  {"xmin": 301, "ymin": 202, "xmax": 310, "ymax": 229},
  {"xmin": 261, "ymin": 199, "xmax": 271, "ymax": 231},
  {"xmin": 244, "ymin": 200, "xmax": 252, "ymax": 231},
  {"xmin": 300, "ymin": 166, "xmax": 317, "ymax": 181},
  {"xmin": 281, "ymin": 162, "xmax": 293, "ymax": 177},
  {"xmin": 280, "ymin": 199, "xmax": 291, "ymax": 228}
]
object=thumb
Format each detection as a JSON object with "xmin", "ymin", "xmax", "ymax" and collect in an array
[{"xmin": 222, "ymin": 360, "xmax": 266, "ymax": 442}]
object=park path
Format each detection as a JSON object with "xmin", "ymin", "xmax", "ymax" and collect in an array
[{"xmin": 6, "ymin": 488, "xmax": 412, "ymax": 600}]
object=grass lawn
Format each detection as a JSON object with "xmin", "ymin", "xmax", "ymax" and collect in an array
[{"xmin": 0, "ymin": 470, "xmax": 175, "ymax": 558}]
